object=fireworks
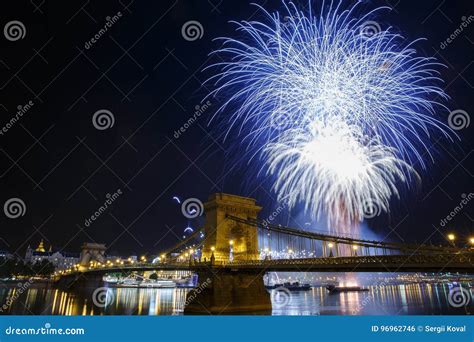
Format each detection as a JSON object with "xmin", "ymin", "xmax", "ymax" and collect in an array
[
  {"xmin": 265, "ymin": 120, "xmax": 415, "ymax": 225},
  {"xmin": 207, "ymin": 2, "xmax": 452, "ymax": 226}
]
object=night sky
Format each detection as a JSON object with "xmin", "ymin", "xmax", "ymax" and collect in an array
[{"xmin": 0, "ymin": 0, "xmax": 472, "ymax": 258}]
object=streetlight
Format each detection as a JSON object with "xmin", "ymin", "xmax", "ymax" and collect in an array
[
  {"xmin": 447, "ymin": 233, "xmax": 455, "ymax": 241},
  {"xmin": 229, "ymin": 240, "xmax": 234, "ymax": 246},
  {"xmin": 469, "ymin": 237, "xmax": 474, "ymax": 245},
  {"xmin": 211, "ymin": 246, "xmax": 215, "ymax": 252},
  {"xmin": 327, "ymin": 242, "xmax": 334, "ymax": 257}
]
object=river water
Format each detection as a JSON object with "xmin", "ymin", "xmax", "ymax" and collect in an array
[{"xmin": 0, "ymin": 280, "xmax": 471, "ymax": 315}]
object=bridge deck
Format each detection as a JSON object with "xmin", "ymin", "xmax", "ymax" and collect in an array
[{"xmin": 60, "ymin": 254, "xmax": 473, "ymax": 277}]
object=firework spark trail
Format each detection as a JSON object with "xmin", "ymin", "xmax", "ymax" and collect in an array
[
  {"xmin": 265, "ymin": 120, "xmax": 414, "ymax": 225},
  {"xmin": 206, "ymin": 1, "xmax": 453, "ymax": 226}
]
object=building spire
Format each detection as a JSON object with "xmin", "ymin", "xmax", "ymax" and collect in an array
[{"xmin": 35, "ymin": 239, "xmax": 46, "ymax": 252}]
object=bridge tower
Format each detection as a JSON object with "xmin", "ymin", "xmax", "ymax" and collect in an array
[
  {"xmin": 201, "ymin": 193, "xmax": 262, "ymax": 263},
  {"xmin": 79, "ymin": 243, "xmax": 106, "ymax": 267},
  {"xmin": 185, "ymin": 193, "xmax": 271, "ymax": 314}
]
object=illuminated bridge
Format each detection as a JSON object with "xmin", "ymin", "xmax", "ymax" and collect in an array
[{"xmin": 57, "ymin": 193, "xmax": 474, "ymax": 314}]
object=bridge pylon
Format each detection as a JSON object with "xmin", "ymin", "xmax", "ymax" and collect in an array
[
  {"xmin": 185, "ymin": 193, "xmax": 271, "ymax": 314},
  {"xmin": 201, "ymin": 193, "xmax": 262, "ymax": 263}
]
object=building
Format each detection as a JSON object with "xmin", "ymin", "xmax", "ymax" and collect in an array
[{"xmin": 25, "ymin": 240, "xmax": 80, "ymax": 270}]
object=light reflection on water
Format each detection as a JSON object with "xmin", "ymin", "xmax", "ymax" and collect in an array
[{"xmin": 0, "ymin": 283, "xmax": 471, "ymax": 315}]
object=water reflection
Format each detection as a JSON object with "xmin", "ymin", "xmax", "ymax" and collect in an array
[
  {"xmin": 271, "ymin": 283, "xmax": 473, "ymax": 315},
  {"xmin": 0, "ymin": 283, "xmax": 471, "ymax": 315}
]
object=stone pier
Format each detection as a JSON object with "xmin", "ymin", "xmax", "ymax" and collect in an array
[{"xmin": 184, "ymin": 269, "xmax": 271, "ymax": 314}]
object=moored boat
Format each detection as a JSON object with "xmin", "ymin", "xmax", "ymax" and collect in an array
[{"xmin": 326, "ymin": 284, "xmax": 369, "ymax": 293}]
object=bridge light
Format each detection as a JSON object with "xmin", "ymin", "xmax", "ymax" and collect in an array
[
  {"xmin": 328, "ymin": 243, "xmax": 334, "ymax": 248},
  {"xmin": 352, "ymin": 245, "xmax": 358, "ymax": 250},
  {"xmin": 447, "ymin": 234, "xmax": 455, "ymax": 241},
  {"xmin": 288, "ymin": 249, "xmax": 293, "ymax": 254}
]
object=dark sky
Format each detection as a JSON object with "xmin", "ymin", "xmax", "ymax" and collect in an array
[{"xmin": 0, "ymin": 0, "xmax": 472, "ymax": 258}]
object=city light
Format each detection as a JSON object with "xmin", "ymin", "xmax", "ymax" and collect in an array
[
  {"xmin": 447, "ymin": 234, "xmax": 456, "ymax": 241},
  {"xmin": 469, "ymin": 237, "xmax": 474, "ymax": 245}
]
